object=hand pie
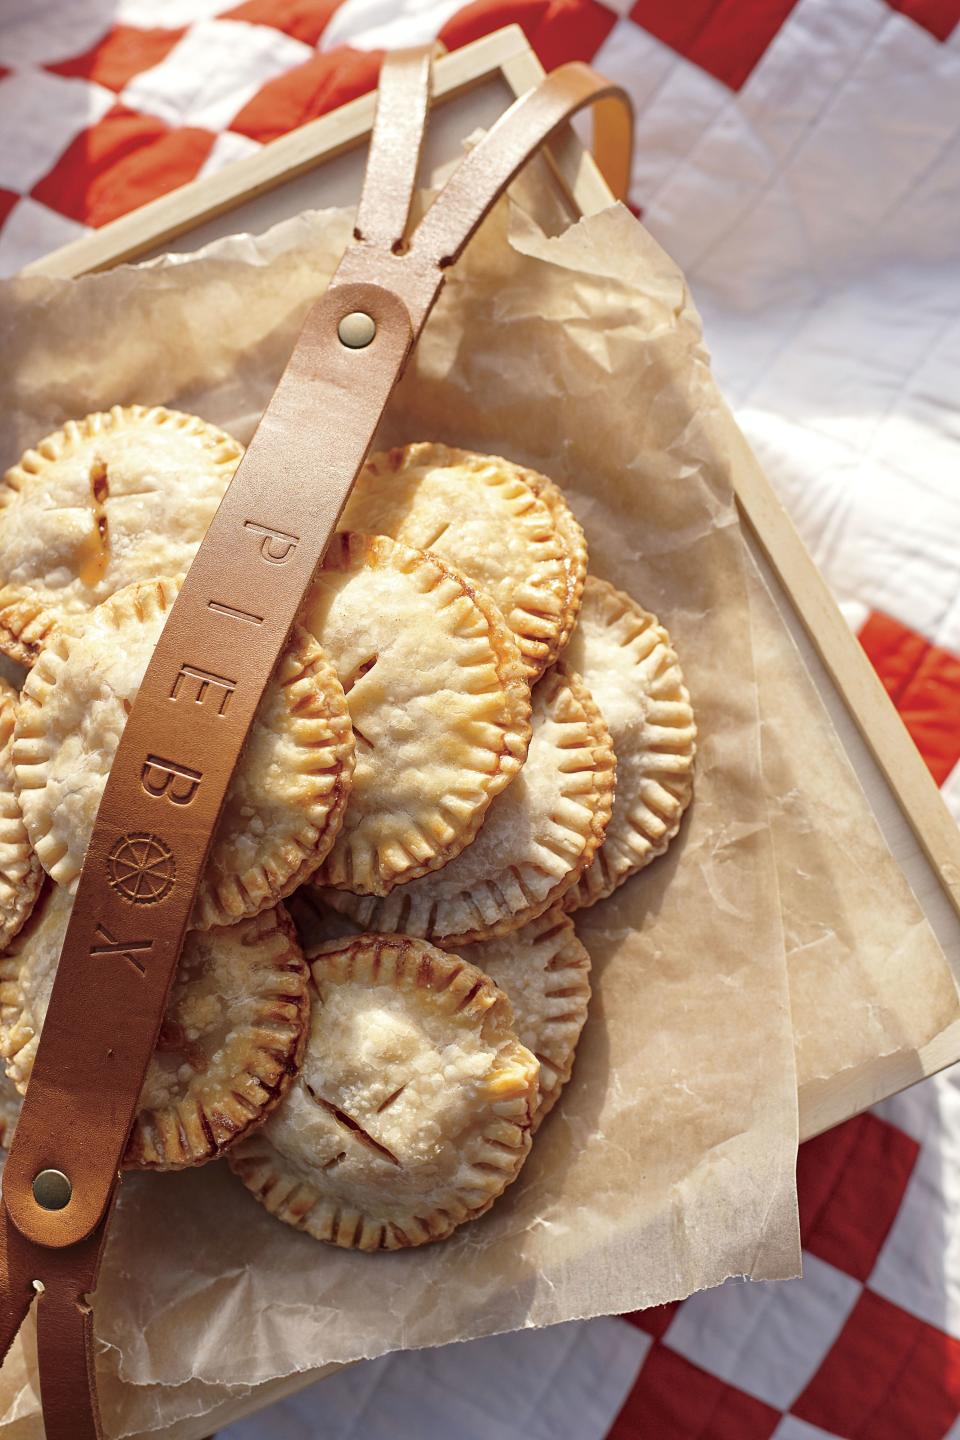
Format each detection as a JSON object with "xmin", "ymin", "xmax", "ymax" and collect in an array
[
  {"xmin": 0, "ymin": 889, "xmax": 309, "ymax": 1169},
  {"xmin": 0, "ymin": 406, "xmax": 243, "ymax": 664},
  {"xmin": 0, "ymin": 679, "xmax": 42, "ymax": 949},
  {"xmin": 455, "ymin": 907, "xmax": 591, "ymax": 1128},
  {"xmin": 339, "ymin": 444, "xmax": 581, "ymax": 679},
  {"xmin": 319, "ymin": 662, "xmax": 615, "ymax": 945},
  {"xmin": 13, "ymin": 577, "xmax": 355, "ymax": 930},
  {"xmin": 562, "ymin": 577, "xmax": 696, "ymax": 910},
  {"xmin": 305, "ymin": 533, "xmax": 531, "ymax": 897},
  {"xmin": 229, "ymin": 934, "xmax": 539, "ymax": 1249}
]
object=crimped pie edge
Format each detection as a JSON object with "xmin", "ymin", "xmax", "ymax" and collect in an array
[
  {"xmin": 0, "ymin": 678, "xmax": 42, "ymax": 949},
  {"xmin": 562, "ymin": 576, "xmax": 696, "ymax": 911}
]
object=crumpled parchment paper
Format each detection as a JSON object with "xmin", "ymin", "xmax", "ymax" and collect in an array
[{"xmin": 0, "ymin": 183, "xmax": 950, "ymax": 1438}]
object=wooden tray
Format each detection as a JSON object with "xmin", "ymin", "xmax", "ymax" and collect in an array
[{"xmin": 19, "ymin": 27, "xmax": 960, "ymax": 1436}]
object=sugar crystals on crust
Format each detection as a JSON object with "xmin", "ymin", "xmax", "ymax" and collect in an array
[{"xmin": 229, "ymin": 933, "xmax": 539, "ymax": 1249}]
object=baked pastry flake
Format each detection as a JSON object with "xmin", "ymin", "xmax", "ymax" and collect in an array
[{"xmin": 456, "ymin": 907, "xmax": 591, "ymax": 1127}]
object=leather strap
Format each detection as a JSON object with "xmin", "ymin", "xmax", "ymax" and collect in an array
[
  {"xmin": 354, "ymin": 46, "xmax": 434, "ymax": 250},
  {"xmin": 0, "ymin": 48, "xmax": 631, "ymax": 1437}
]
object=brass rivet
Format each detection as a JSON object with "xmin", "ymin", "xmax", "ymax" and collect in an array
[
  {"xmin": 337, "ymin": 311, "xmax": 377, "ymax": 349},
  {"xmin": 32, "ymin": 1169, "xmax": 72, "ymax": 1212}
]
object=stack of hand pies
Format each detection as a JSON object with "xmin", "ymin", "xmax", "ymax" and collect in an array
[{"xmin": 0, "ymin": 409, "xmax": 696, "ymax": 1251}]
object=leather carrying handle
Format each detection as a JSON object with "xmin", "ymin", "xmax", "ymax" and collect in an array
[{"xmin": 0, "ymin": 49, "xmax": 632, "ymax": 1438}]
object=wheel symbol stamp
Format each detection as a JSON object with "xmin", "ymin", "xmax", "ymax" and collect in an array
[{"xmin": 108, "ymin": 832, "xmax": 176, "ymax": 905}]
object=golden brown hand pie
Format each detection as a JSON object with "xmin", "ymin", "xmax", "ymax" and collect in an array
[
  {"xmin": 229, "ymin": 934, "xmax": 539, "ymax": 1249},
  {"xmin": 0, "ymin": 406, "xmax": 243, "ymax": 664},
  {"xmin": 562, "ymin": 577, "xmax": 696, "ymax": 910},
  {"xmin": 339, "ymin": 444, "xmax": 579, "ymax": 679},
  {"xmin": 0, "ymin": 889, "xmax": 309, "ymax": 1169},
  {"xmin": 305, "ymin": 533, "xmax": 531, "ymax": 897},
  {"xmin": 319, "ymin": 662, "xmax": 615, "ymax": 945},
  {"xmin": 13, "ymin": 577, "xmax": 355, "ymax": 929}
]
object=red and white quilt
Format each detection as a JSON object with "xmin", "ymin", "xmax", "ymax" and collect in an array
[{"xmin": 2, "ymin": 3, "xmax": 959, "ymax": 1437}]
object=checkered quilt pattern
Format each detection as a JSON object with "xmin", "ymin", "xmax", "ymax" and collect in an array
[{"xmin": 2, "ymin": 2, "xmax": 959, "ymax": 1437}]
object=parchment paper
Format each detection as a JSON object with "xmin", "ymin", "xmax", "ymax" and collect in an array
[
  {"xmin": 1, "ymin": 185, "xmax": 937, "ymax": 1436},
  {"xmin": 745, "ymin": 555, "xmax": 959, "ymax": 1093}
]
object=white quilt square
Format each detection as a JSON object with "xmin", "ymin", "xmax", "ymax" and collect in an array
[{"xmin": 120, "ymin": 19, "xmax": 312, "ymax": 131}]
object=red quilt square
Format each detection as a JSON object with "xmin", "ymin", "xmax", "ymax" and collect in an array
[
  {"xmin": 0, "ymin": 190, "xmax": 19, "ymax": 230},
  {"xmin": 793, "ymin": 1289, "xmax": 960, "ymax": 1439},
  {"xmin": 440, "ymin": 0, "xmax": 617, "ymax": 69},
  {"xmin": 30, "ymin": 106, "xmax": 214, "ymax": 229},
  {"xmin": 609, "ymin": 1344, "xmax": 781, "ymax": 1440},
  {"xmin": 885, "ymin": 0, "xmax": 960, "ymax": 40},
  {"xmin": 46, "ymin": 24, "xmax": 185, "ymax": 92},
  {"xmin": 230, "ymin": 48, "xmax": 382, "ymax": 143},
  {"xmin": 859, "ymin": 611, "xmax": 960, "ymax": 785},
  {"xmin": 623, "ymin": 1300, "xmax": 680, "ymax": 1340},
  {"xmin": 797, "ymin": 1113, "xmax": 919, "ymax": 1283},
  {"xmin": 224, "ymin": 0, "xmax": 343, "ymax": 45},
  {"xmin": 629, "ymin": 0, "xmax": 800, "ymax": 90}
]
